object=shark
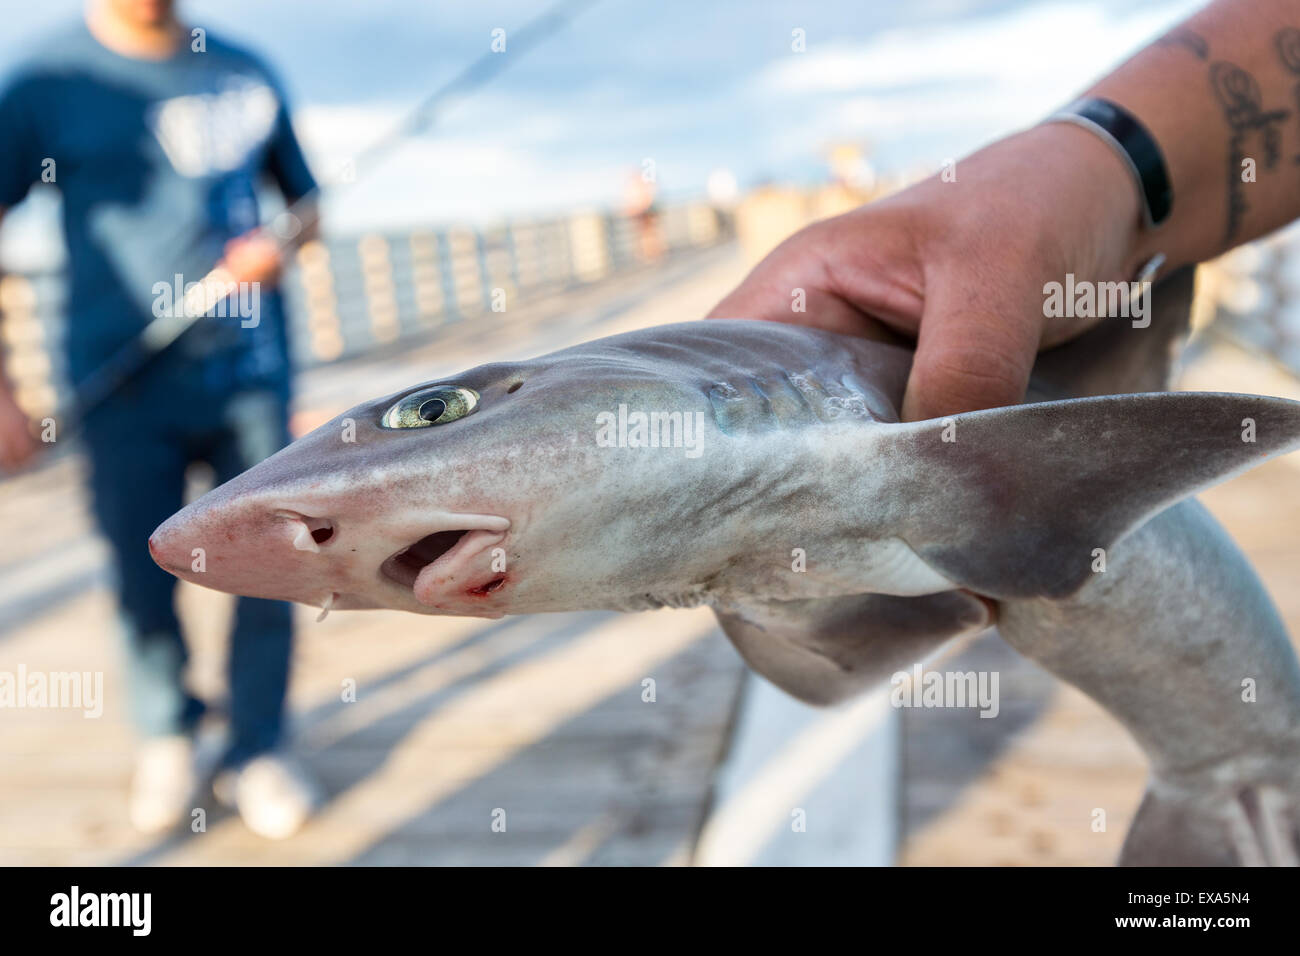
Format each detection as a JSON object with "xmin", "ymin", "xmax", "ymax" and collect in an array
[{"xmin": 149, "ymin": 268, "xmax": 1300, "ymax": 865}]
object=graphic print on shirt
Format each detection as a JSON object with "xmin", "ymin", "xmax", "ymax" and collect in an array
[{"xmin": 148, "ymin": 73, "xmax": 277, "ymax": 178}]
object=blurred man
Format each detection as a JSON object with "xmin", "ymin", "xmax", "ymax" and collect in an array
[{"xmin": 0, "ymin": 0, "xmax": 319, "ymax": 838}]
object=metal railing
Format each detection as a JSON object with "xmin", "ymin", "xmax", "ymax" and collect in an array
[{"xmin": 0, "ymin": 201, "xmax": 734, "ymax": 416}]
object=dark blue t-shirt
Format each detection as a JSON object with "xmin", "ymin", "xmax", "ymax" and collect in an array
[{"xmin": 0, "ymin": 22, "xmax": 316, "ymax": 393}]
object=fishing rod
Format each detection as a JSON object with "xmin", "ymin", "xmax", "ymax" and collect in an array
[{"xmin": 61, "ymin": 0, "xmax": 602, "ymax": 429}]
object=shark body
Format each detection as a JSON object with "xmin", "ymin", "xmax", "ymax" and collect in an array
[{"xmin": 150, "ymin": 271, "xmax": 1300, "ymax": 865}]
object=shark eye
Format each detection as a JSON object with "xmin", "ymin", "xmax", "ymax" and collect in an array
[{"xmin": 381, "ymin": 385, "xmax": 480, "ymax": 429}]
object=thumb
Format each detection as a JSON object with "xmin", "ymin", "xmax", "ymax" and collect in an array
[{"xmin": 901, "ymin": 277, "xmax": 1041, "ymax": 422}]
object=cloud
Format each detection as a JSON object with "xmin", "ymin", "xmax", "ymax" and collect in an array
[
  {"xmin": 296, "ymin": 110, "xmax": 626, "ymax": 228},
  {"xmin": 761, "ymin": 0, "xmax": 1201, "ymax": 96},
  {"xmin": 752, "ymin": 0, "xmax": 1204, "ymax": 173}
]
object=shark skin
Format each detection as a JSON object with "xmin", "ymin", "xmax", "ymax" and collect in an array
[{"xmin": 149, "ymin": 275, "xmax": 1300, "ymax": 865}]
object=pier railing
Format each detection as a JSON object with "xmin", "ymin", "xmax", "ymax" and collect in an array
[{"xmin": 0, "ymin": 201, "xmax": 733, "ymax": 417}]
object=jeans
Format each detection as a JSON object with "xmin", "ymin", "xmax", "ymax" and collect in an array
[{"xmin": 82, "ymin": 359, "xmax": 294, "ymax": 768}]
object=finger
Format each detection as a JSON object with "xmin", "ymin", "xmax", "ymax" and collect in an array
[
  {"xmin": 707, "ymin": 275, "xmax": 869, "ymax": 333},
  {"xmin": 706, "ymin": 258, "xmax": 803, "ymax": 321},
  {"xmin": 705, "ymin": 245, "xmax": 880, "ymax": 334},
  {"xmin": 901, "ymin": 277, "xmax": 1041, "ymax": 422},
  {"xmin": 706, "ymin": 230, "xmax": 834, "ymax": 322}
]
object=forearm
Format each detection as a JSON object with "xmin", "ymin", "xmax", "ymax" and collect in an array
[{"xmin": 1083, "ymin": 0, "xmax": 1300, "ymax": 270}]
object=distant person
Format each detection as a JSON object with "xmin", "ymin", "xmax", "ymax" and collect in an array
[
  {"xmin": 623, "ymin": 169, "xmax": 663, "ymax": 263},
  {"xmin": 0, "ymin": 0, "xmax": 319, "ymax": 838},
  {"xmin": 710, "ymin": 0, "xmax": 1300, "ymax": 422}
]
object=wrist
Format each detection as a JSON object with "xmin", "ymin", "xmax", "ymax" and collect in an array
[
  {"xmin": 1079, "ymin": 65, "xmax": 1231, "ymax": 270},
  {"xmin": 1013, "ymin": 122, "xmax": 1145, "ymax": 275}
]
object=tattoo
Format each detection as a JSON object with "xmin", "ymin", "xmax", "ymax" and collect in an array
[
  {"xmin": 1158, "ymin": 28, "xmax": 1208, "ymax": 60},
  {"xmin": 1274, "ymin": 28, "xmax": 1300, "ymax": 164},
  {"xmin": 1277, "ymin": 27, "xmax": 1300, "ymax": 72},
  {"xmin": 1210, "ymin": 61, "xmax": 1291, "ymax": 241}
]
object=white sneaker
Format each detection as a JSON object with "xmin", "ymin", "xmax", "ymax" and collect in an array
[
  {"xmin": 129, "ymin": 736, "xmax": 198, "ymax": 835},
  {"xmin": 213, "ymin": 754, "xmax": 321, "ymax": 840}
]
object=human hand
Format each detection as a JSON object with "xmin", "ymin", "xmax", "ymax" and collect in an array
[
  {"xmin": 218, "ymin": 231, "xmax": 284, "ymax": 287},
  {"xmin": 708, "ymin": 123, "xmax": 1147, "ymax": 421},
  {"xmin": 0, "ymin": 389, "xmax": 37, "ymax": 470}
]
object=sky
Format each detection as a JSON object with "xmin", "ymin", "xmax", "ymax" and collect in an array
[{"xmin": 0, "ymin": 0, "xmax": 1205, "ymax": 265}]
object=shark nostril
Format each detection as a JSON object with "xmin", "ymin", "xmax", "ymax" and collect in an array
[
  {"xmin": 275, "ymin": 511, "xmax": 337, "ymax": 552},
  {"xmin": 506, "ymin": 381, "xmax": 523, "ymax": 394}
]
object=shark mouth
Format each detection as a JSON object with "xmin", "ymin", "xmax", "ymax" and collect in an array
[{"xmin": 380, "ymin": 530, "xmax": 473, "ymax": 589}]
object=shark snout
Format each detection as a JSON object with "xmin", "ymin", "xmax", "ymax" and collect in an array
[
  {"xmin": 147, "ymin": 485, "xmax": 349, "ymax": 600},
  {"xmin": 147, "ymin": 519, "xmax": 190, "ymax": 576},
  {"xmin": 149, "ymin": 490, "xmax": 516, "ymax": 618},
  {"xmin": 148, "ymin": 500, "xmax": 348, "ymax": 603}
]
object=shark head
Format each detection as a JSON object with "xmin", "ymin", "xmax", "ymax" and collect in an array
[{"xmin": 148, "ymin": 324, "xmax": 793, "ymax": 619}]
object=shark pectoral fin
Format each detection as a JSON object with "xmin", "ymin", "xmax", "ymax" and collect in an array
[
  {"xmin": 713, "ymin": 590, "xmax": 991, "ymax": 707},
  {"xmin": 887, "ymin": 392, "xmax": 1300, "ymax": 599}
]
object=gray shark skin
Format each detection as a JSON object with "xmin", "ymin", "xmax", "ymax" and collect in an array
[{"xmin": 149, "ymin": 270, "xmax": 1300, "ymax": 865}]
